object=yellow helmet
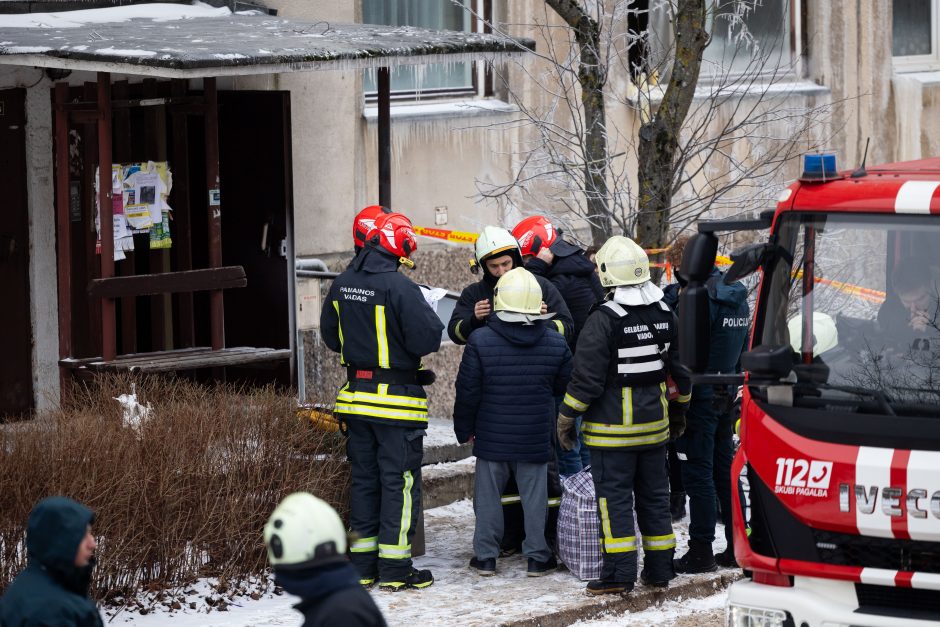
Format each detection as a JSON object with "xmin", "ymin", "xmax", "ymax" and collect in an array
[
  {"xmin": 263, "ymin": 492, "xmax": 347, "ymax": 570},
  {"xmin": 493, "ymin": 267, "xmax": 543, "ymax": 315},
  {"xmin": 595, "ymin": 235, "xmax": 650, "ymax": 288},
  {"xmin": 788, "ymin": 311, "xmax": 838, "ymax": 356}
]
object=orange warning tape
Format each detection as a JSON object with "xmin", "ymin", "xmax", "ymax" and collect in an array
[{"xmin": 414, "ymin": 226, "xmax": 479, "ymax": 244}]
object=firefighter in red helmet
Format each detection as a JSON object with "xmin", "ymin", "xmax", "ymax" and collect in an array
[
  {"xmin": 321, "ymin": 211, "xmax": 444, "ymax": 592},
  {"xmin": 352, "ymin": 205, "xmax": 392, "ymax": 253}
]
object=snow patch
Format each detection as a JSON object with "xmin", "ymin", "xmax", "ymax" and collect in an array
[
  {"xmin": 0, "ymin": 2, "xmax": 232, "ymax": 29},
  {"xmin": 96, "ymin": 47, "xmax": 158, "ymax": 58},
  {"xmin": 213, "ymin": 53, "xmax": 248, "ymax": 60}
]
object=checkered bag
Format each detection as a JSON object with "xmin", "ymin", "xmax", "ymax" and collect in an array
[{"xmin": 558, "ymin": 467, "xmax": 602, "ymax": 581}]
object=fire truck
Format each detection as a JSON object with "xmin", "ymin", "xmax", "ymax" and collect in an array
[{"xmin": 679, "ymin": 154, "xmax": 940, "ymax": 627}]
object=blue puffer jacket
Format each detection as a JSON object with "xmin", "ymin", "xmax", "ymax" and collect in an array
[{"xmin": 453, "ymin": 317, "xmax": 572, "ymax": 462}]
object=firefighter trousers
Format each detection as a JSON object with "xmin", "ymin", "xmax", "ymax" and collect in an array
[
  {"xmin": 590, "ymin": 445, "xmax": 676, "ymax": 583},
  {"xmin": 345, "ymin": 419, "xmax": 424, "ymax": 583}
]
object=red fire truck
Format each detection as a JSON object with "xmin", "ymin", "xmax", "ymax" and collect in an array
[{"xmin": 679, "ymin": 155, "xmax": 940, "ymax": 627}]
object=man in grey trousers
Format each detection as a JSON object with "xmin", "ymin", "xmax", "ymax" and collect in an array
[{"xmin": 453, "ymin": 268, "xmax": 572, "ymax": 576}]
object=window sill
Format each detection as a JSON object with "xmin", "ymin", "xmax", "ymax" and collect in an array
[
  {"xmin": 891, "ymin": 69, "xmax": 940, "ymax": 85},
  {"xmin": 630, "ymin": 79, "xmax": 829, "ymax": 106},
  {"xmin": 363, "ymin": 98, "xmax": 518, "ymax": 123}
]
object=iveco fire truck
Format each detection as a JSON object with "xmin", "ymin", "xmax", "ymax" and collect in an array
[{"xmin": 679, "ymin": 154, "xmax": 940, "ymax": 627}]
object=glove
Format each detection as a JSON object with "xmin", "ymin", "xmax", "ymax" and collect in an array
[
  {"xmin": 668, "ymin": 400, "xmax": 687, "ymax": 440},
  {"xmin": 416, "ymin": 369, "xmax": 437, "ymax": 386},
  {"xmin": 557, "ymin": 413, "xmax": 577, "ymax": 451}
]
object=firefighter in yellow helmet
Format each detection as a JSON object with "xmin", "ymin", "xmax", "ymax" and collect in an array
[
  {"xmin": 557, "ymin": 236, "xmax": 691, "ymax": 595},
  {"xmin": 264, "ymin": 493, "xmax": 386, "ymax": 626}
]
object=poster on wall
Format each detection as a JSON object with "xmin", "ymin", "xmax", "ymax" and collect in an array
[{"xmin": 95, "ymin": 161, "xmax": 173, "ymax": 260}]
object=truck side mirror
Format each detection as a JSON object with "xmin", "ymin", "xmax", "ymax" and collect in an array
[
  {"xmin": 724, "ymin": 242, "xmax": 779, "ymax": 284},
  {"xmin": 679, "ymin": 233, "xmax": 718, "ymax": 282},
  {"xmin": 740, "ymin": 344, "xmax": 793, "ymax": 379},
  {"xmin": 679, "ymin": 284, "xmax": 710, "ymax": 372}
]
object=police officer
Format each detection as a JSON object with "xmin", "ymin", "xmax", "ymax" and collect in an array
[
  {"xmin": 320, "ymin": 212, "xmax": 444, "ymax": 591},
  {"xmin": 671, "ymin": 264, "xmax": 749, "ymax": 573},
  {"xmin": 557, "ymin": 236, "xmax": 691, "ymax": 595},
  {"xmin": 447, "ymin": 225, "xmax": 574, "ymax": 345}
]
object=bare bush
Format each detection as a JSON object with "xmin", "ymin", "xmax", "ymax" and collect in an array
[{"xmin": 0, "ymin": 374, "xmax": 347, "ymax": 607}]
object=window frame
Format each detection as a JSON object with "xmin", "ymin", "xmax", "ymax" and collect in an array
[
  {"xmin": 892, "ymin": 0, "xmax": 940, "ymax": 72},
  {"xmin": 362, "ymin": 0, "xmax": 494, "ymax": 103}
]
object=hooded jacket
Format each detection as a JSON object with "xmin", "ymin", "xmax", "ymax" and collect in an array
[
  {"xmin": 453, "ymin": 317, "xmax": 572, "ymax": 462},
  {"xmin": 447, "ymin": 270, "xmax": 574, "ymax": 346},
  {"xmin": 0, "ymin": 497, "xmax": 103, "ymax": 627},
  {"xmin": 275, "ymin": 562, "xmax": 386, "ymax": 627},
  {"xmin": 524, "ymin": 238, "xmax": 604, "ymax": 351},
  {"xmin": 321, "ymin": 245, "xmax": 444, "ymax": 427}
]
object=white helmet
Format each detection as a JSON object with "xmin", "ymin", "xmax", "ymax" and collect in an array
[
  {"xmin": 787, "ymin": 311, "xmax": 838, "ymax": 356},
  {"xmin": 474, "ymin": 225, "xmax": 521, "ymax": 265},
  {"xmin": 494, "ymin": 268, "xmax": 543, "ymax": 315},
  {"xmin": 595, "ymin": 236, "xmax": 650, "ymax": 288},
  {"xmin": 263, "ymin": 492, "xmax": 347, "ymax": 570}
]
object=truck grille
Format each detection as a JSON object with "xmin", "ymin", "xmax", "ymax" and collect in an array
[
  {"xmin": 813, "ymin": 529, "xmax": 940, "ymax": 574},
  {"xmin": 855, "ymin": 584, "xmax": 940, "ymax": 620}
]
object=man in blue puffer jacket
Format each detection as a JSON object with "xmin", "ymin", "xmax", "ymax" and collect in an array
[{"xmin": 454, "ymin": 268, "xmax": 572, "ymax": 577}]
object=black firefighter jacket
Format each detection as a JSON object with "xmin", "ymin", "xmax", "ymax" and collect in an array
[
  {"xmin": 446, "ymin": 273, "xmax": 574, "ymax": 345},
  {"xmin": 560, "ymin": 298, "xmax": 692, "ymax": 451},
  {"xmin": 524, "ymin": 238, "xmax": 604, "ymax": 351},
  {"xmin": 320, "ymin": 245, "xmax": 444, "ymax": 427}
]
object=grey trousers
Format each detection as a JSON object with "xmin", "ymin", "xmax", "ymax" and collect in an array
[{"xmin": 473, "ymin": 458, "xmax": 551, "ymax": 562}]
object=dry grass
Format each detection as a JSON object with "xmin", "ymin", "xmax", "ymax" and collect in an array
[{"xmin": 0, "ymin": 374, "xmax": 347, "ymax": 606}]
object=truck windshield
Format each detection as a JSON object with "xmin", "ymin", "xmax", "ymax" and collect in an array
[{"xmin": 758, "ymin": 212, "xmax": 940, "ymax": 415}]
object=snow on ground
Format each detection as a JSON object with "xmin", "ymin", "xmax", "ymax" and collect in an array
[
  {"xmin": 571, "ymin": 593, "xmax": 726, "ymax": 626},
  {"xmin": 112, "ymin": 499, "xmax": 731, "ymax": 626}
]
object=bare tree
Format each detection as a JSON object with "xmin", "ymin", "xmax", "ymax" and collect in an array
[{"xmin": 473, "ymin": 0, "xmax": 838, "ymax": 256}]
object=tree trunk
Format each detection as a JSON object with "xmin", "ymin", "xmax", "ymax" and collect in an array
[
  {"xmin": 547, "ymin": 0, "xmax": 611, "ymax": 245},
  {"xmin": 635, "ymin": 0, "xmax": 708, "ymax": 258}
]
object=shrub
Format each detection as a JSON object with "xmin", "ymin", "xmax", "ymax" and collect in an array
[{"xmin": 0, "ymin": 374, "xmax": 348, "ymax": 606}]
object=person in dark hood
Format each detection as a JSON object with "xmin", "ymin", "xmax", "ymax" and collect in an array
[
  {"xmin": 512, "ymin": 216, "xmax": 604, "ymax": 477},
  {"xmin": 264, "ymin": 492, "xmax": 386, "ymax": 627},
  {"xmin": 454, "ymin": 268, "xmax": 572, "ymax": 578},
  {"xmin": 0, "ymin": 496, "xmax": 103, "ymax": 627}
]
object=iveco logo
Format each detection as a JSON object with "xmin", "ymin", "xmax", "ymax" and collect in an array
[{"xmin": 838, "ymin": 484, "xmax": 940, "ymax": 519}]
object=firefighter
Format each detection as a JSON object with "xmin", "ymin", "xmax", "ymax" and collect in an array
[
  {"xmin": 264, "ymin": 492, "xmax": 387, "ymax": 626},
  {"xmin": 447, "ymin": 225, "xmax": 574, "ymax": 346},
  {"xmin": 557, "ymin": 236, "xmax": 691, "ymax": 595},
  {"xmin": 670, "ymin": 261, "xmax": 750, "ymax": 573},
  {"xmin": 513, "ymin": 216, "xmax": 604, "ymax": 476},
  {"xmin": 320, "ymin": 211, "xmax": 444, "ymax": 591}
]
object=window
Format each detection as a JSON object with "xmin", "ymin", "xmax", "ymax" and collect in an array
[
  {"xmin": 702, "ymin": 0, "xmax": 795, "ymax": 75},
  {"xmin": 893, "ymin": 0, "xmax": 940, "ymax": 69},
  {"xmin": 362, "ymin": 0, "xmax": 490, "ymax": 100}
]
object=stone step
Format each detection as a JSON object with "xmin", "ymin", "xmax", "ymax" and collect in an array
[
  {"xmin": 421, "ymin": 456, "xmax": 475, "ymax": 510},
  {"xmin": 422, "ymin": 415, "xmax": 472, "ymax": 466}
]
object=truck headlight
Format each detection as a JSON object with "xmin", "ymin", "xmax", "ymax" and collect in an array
[{"xmin": 726, "ymin": 604, "xmax": 792, "ymax": 627}]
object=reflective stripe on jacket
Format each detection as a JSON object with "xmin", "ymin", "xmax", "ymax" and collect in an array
[{"xmin": 560, "ymin": 297, "xmax": 691, "ymax": 450}]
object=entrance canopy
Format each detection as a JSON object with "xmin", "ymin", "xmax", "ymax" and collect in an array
[{"xmin": 0, "ymin": 3, "xmax": 535, "ymax": 78}]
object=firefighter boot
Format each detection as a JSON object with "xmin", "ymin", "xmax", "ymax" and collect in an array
[
  {"xmin": 715, "ymin": 548, "xmax": 737, "ymax": 568},
  {"xmin": 669, "ymin": 492, "xmax": 687, "ymax": 522},
  {"xmin": 586, "ymin": 579, "xmax": 634, "ymax": 595},
  {"xmin": 674, "ymin": 539, "xmax": 717, "ymax": 574},
  {"xmin": 378, "ymin": 568, "xmax": 434, "ymax": 591}
]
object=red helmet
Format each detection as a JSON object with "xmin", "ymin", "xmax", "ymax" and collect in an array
[
  {"xmin": 367, "ymin": 212, "xmax": 418, "ymax": 259},
  {"xmin": 353, "ymin": 205, "xmax": 391, "ymax": 249},
  {"xmin": 512, "ymin": 216, "xmax": 557, "ymax": 257}
]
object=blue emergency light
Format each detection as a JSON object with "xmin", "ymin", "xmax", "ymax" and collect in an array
[{"xmin": 800, "ymin": 153, "xmax": 838, "ymax": 181}]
